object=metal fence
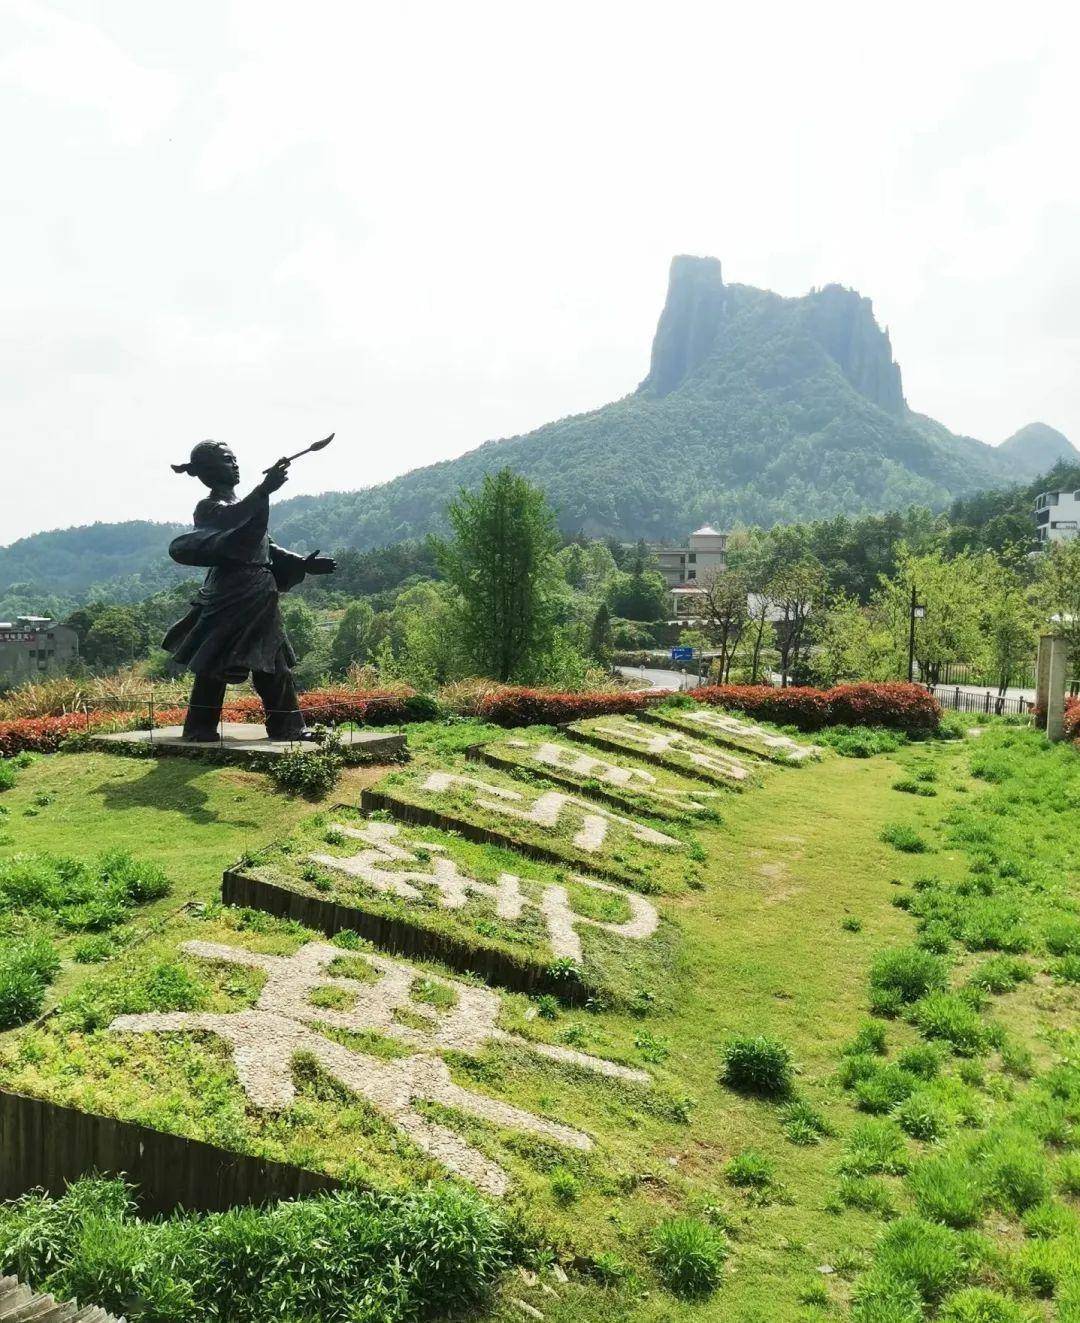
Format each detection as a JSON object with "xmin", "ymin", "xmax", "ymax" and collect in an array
[{"xmin": 928, "ymin": 685, "xmax": 1034, "ymax": 718}]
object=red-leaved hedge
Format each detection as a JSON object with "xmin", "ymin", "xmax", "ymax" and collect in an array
[
  {"xmin": 475, "ymin": 687, "xmax": 657, "ymax": 728},
  {"xmin": 0, "ymin": 678, "xmax": 946, "ymax": 757},
  {"xmin": 690, "ymin": 681, "xmax": 941, "ymax": 733},
  {"xmin": 0, "ymin": 687, "xmax": 434, "ymax": 757},
  {"xmin": 1065, "ymin": 695, "xmax": 1080, "ymax": 744}
]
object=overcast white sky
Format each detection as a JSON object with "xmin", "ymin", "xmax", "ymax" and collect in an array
[{"xmin": 2, "ymin": 0, "xmax": 1078, "ymax": 544}]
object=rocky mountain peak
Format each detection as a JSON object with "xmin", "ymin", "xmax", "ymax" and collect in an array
[
  {"xmin": 639, "ymin": 255, "xmax": 726, "ymax": 397},
  {"xmin": 802, "ymin": 283, "xmax": 906, "ymax": 415}
]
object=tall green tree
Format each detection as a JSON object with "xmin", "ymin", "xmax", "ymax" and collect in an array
[
  {"xmin": 588, "ymin": 602, "xmax": 613, "ymax": 665},
  {"xmin": 329, "ymin": 600, "xmax": 375, "ymax": 676},
  {"xmin": 1034, "ymin": 539, "xmax": 1080, "ymax": 670},
  {"xmin": 83, "ymin": 606, "xmax": 143, "ymax": 669},
  {"xmin": 437, "ymin": 469, "xmax": 561, "ymax": 682},
  {"xmin": 280, "ymin": 599, "xmax": 320, "ymax": 662}
]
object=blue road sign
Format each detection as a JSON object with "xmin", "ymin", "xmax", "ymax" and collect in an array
[{"xmin": 670, "ymin": 646, "xmax": 694, "ymax": 661}]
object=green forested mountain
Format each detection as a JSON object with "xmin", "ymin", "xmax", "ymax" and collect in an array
[{"xmin": 1, "ymin": 256, "xmax": 1070, "ymax": 608}]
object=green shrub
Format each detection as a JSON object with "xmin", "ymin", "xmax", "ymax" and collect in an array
[
  {"xmin": 845, "ymin": 1021, "xmax": 889, "ymax": 1056},
  {"xmin": 968, "ymin": 956, "xmax": 1032, "ymax": 995},
  {"xmin": 550, "ymin": 1169, "xmax": 580, "ymax": 1204},
  {"xmin": 0, "ymin": 760, "xmax": 16, "ymax": 791},
  {"xmin": 0, "ymin": 849, "xmax": 169, "ymax": 932},
  {"xmin": 938, "ymin": 1287, "xmax": 1030, "ymax": 1322},
  {"xmin": 835, "ymin": 1176, "xmax": 896, "ymax": 1218},
  {"xmin": 1057, "ymin": 1153, "xmax": 1080, "ymax": 1197},
  {"xmin": 719, "ymin": 1034, "xmax": 793, "ymax": 1097},
  {"xmin": 999, "ymin": 1040, "xmax": 1034, "ymax": 1079},
  {"xmin": 873, "ymin": 1215, "xmax": 969, "ymax": 1305},
  {"xmin": 911, "ymin": 993, "xmax": 990, "ymax": 1056},
  {"xmin": 724, "ymin": 1149, "xmax": 775, "ymax": 1188},
  {"xmin": 649, "ymin": 1215, "xmax": 726, "ymax": 1298},
  {"xmin": 781, "ymin": 1099, "xmax": 833, "ymax": 1146},
  {"xmin": 870, "ymin": 947, "xmax": 948, "ymax": 1006},
  {"xmin": 893, "ymin": 777, "xmax": 936, "ymax": 797},
  {"xmin": 909, "ymin": 1155, "xmax": 985, "ymax": 1228},
  {"xmin": 980, "ymin": 1136, "xmax": 1051, "ymax": 1214},
  {"xmin": 1045, "ymin": 919, "xmax": 1080, "ymax": 957},
  {"xmin": 894, "ymin": 1091, "xmax": 951, "ymax": 1142},
  {"xmin": 0, "ymin": 933, "xmax": 60, "ymax": 1029},
  {"xmin": 840, "ymin": 1120, "xmax": 910, "ymax": 1176},
  {"xmin": 960, "ymin": 901, "xmax": 1030, "ymax": 955},
  {"xmin": 881, "ymin": 823, "xmax": 930, "ymax": 854},
  {"xmin": 818, "ymin": 727, "xmax": 906, "ymax": 758},
  {"xmin": 267, "ymin": 742, "xmax": 343, "ymax": 798},
  {"xmin": 896, "ymin": 1043, "xmax": 943, "ymax": 1080},
  {"xmin": 850, "ymin": 1273, "xmax": 923, "ymax": 1322},
  {"xmin": 853, "ymin": 1065, "xmax": 919, "ymax": 1115},
  {"xmin": 1053, "ymin": 954, "xmax": 1080, "ymax": 984},
  {"xmin": 0, "ymin": 1177, "xmax": 509, "ymax": 1322}
]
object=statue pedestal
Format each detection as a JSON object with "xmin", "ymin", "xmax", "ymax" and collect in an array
[{"xmin": 88, "ymin": 723, "xmax": 406, "ymax": 766}]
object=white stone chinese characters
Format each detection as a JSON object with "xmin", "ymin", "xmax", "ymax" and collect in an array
[
  {"xmin": 420, "ymin": 771, "xmax": 681, "ymax": 851},
  {"xmin": 587, "ymin": 720, "xmax": 751, "ymax": 782},
  {"xmin": 110, "ymin": 940, "xmax": 648, "ymax": 1196},
  {"xmin": 678, "ymin": 709, "xmax": 821, "ymax": 761},
  {"xmin": 504, "ymin": 739, "xmax": 721, "ymax": 810},
  {"xmin": 311, "ymin": 820, "xmax": 659, "ymax": 963}
]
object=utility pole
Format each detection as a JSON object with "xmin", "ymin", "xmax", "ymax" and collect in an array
[
  {"xmin": 907, "ymin": 585, "xmax": 926, "ymax": 684},
  {"xmin": 907, "ymin": 584, "xmax": 917, "ymax": 683}
]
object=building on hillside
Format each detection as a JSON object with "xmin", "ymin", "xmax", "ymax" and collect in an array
[
  {"xmin": 1034, "ymin": 488, "xmax": 1080, "ymax": 545},
  {"xmin": 0, "ymin": 616, "xmax": 79, "ymax": 686},
  {"xmin": 651, "ymin": 525, "xmax": 728, "ymax": 589}
]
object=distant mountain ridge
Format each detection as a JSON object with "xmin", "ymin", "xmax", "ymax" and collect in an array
[
  {"xmin": 995, "ymin": 422, "xmax": 1078, "ymax": 479},
  {"xmin": 2, "ymin": 256, "xmax": 1075, "ymax": 605}
]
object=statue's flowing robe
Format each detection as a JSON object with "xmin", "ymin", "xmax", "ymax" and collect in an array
[{"xmin": 162, "ymin": 488, "xmax": 307, "ymax": 682}]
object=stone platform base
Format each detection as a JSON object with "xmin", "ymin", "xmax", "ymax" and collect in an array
[{"xmin": 88, "ymin": 723, "xmax": 406, "ymax": 766}]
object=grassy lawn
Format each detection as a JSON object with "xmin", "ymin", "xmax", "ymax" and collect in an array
[{"xmin": 1, "ymin": 724, "xmax": 1078, "ymax": 1322}]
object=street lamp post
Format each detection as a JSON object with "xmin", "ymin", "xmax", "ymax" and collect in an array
[{"xmin": 907, "ymin": 585, "xmax": 927, "ymax": 684}]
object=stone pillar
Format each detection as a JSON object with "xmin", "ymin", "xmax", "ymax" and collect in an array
[
  {"xmin": 1045, "ymin": 634, "xmax": 1069, "ymax": 742},
  {"xmin": 1035, "ymin": 633, "xmax": 1052, "ymax": 728}
]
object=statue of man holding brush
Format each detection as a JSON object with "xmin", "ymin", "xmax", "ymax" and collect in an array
[{"xmin": 162, "ymin": 435, "xmax": 336, "ymax": 742}]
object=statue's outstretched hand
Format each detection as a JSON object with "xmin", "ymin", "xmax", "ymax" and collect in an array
[
  {"xmin": 304, "ymin": 550, "xmax": 336, "ymax": 575},
  {"xmin": 261, "ymin": 460, "xmax": 290, "ymax": 494}
]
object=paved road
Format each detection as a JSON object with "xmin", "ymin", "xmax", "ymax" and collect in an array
[{"xmin": 616, "ymin": 664, "xmax": 704, "ymax": 692}]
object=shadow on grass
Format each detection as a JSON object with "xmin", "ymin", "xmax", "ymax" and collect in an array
[{"xmin": 93, "ymin": 756, "xmax": 262, "ymax": 828}]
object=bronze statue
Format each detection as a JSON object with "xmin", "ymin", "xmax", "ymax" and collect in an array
[{"xmin": 163, "ymin": 439, "xmax": 336, "ymax": 741}]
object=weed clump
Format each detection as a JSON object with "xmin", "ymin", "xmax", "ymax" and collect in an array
[
  {"xmin": 840, "ymin": 1120, "xmax": 910, "ymax": 1177},
  {"xmin": 649, "ymin": 1215, "xmax": 726, "ymax": 1298},
  {"xmin": 0, "ymin": 933, "xmax": 60, "ymax": 1028},
  {"xmin": 908, "ymin": 1154, "xmax": 985, "ymax": 1228},
  {"xmin": 724, "ymin": 1149, "xmax": 775, "ymax": 1188},
  {"xmin": 719, "ymin": 1034, "xmax": 793, "ymax": 1097},
  {"xmin": 881, "ymin": 823, "xmax": 930, "ymax": 854},
  {"xmin": 911, "ymin": 993, "xmax": 991, "ymax": 1056},
  {"xmin": 0, "ymin": 1176, "xmax": 509, "ymax": 1322},
  {"xmin": 869, "ymin": 947, "xmax": 948, "ymax": 1014}
]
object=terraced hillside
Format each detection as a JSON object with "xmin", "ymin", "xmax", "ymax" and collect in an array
[{"xmin": 0, "ymin": 709, "xmax": 1077, "ymax": 1322}]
